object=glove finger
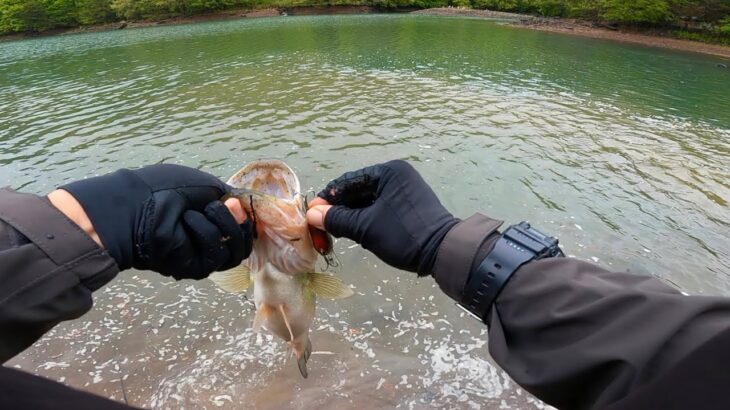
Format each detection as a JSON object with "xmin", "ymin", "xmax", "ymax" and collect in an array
[
  {"xmin": 182, "ymin": 210, "xmax": 230, "ymax": 279},
  {"xmin": 317, "ymin": 163, "xmax": 386, "ymax": 208},
  {"xmin": 204, "ymin": 201, "xmax": 253, "ymax": 270},
  {"xmin": 323, "ymin": 205, "xmax": 368, "ymax": 242}
]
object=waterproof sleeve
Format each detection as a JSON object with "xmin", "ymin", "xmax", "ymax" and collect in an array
[
  {"xmin": 432, "ymin": 214, "xmax": 730, "ymax": 409},
  {"xmin": 0, "ymin": 189, "xmax": 119, "ymax": 363}
]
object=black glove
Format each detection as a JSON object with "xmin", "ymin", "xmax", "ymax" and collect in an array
[
  {"xmin": 61, "ymin": 164, "xmax": 253, "ymax": 280},
  {"xmin": 318, "ymin": 160, "xmax": 459, "ymax": 276}
]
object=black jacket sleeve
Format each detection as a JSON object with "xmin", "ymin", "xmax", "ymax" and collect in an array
[
  {"xmin": 0, "ymin": 188, "xmax": 119, "ymax": 363},
  {"xmin": 432, "ymin": 214, "xmax": 730, "ymax": 409}
]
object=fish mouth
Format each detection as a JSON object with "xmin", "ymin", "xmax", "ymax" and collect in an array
[{"xmin": 227, "ymin": 159, "xmax": 301, "ymax": 200}]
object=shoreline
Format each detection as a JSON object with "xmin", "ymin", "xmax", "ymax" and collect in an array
[
  {"xmin": 1, "ymin": 6, "xmax": 729, "ymax": 60},
  {"xmin": 414, "ymin": 8, "xmax": 730, "ymax": 60}
]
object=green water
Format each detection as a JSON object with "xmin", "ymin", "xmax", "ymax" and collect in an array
[{"xmin": 2, "ymin": 14, "xmax": 729, "ymax": 409}]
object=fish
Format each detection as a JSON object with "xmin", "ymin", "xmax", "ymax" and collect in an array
[{"xmin": 210, "ymin": 159, "xmax": 353, "ymax": 378}]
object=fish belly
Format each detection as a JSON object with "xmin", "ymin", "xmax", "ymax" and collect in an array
[
  {"xmin": 253, "ymin": 265, "xmax": 315, "ymax": 343},
  {"xmin": 253, "ymin": 265, "xmax": 316, "ymax": 377}
]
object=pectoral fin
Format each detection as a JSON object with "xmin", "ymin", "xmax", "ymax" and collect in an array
[
  {"xmin": 308, "ymin": 273, "xmax": 354, "ymax": 300},
  {"xmin": 209, "ymin": 265, "xmax": 251, "ymax": 293}
]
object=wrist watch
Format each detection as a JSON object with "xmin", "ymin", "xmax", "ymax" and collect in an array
[{"xmin": 458, "ymin": 221, "xmax": 564, "ymax": 322}]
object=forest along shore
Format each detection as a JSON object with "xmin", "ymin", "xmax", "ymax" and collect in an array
[
  {"xmin": 414, "ymin": 8, "xmax": 730, "ymax": 60},
  {"xmin": 0, "ymin": 5, "xmax": 728, "ymax": 61},
  {"xmin": 0, "ymin": 8, "xmax": 281, "ymax": 41},
  {"xmin": 0, "ymin": 6, "xmax": 397, "ymax": 42}
]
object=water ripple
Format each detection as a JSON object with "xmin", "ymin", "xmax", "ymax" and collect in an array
[{"xmin": 2, "ymin": 14, "xmax": 729, "ymax": 409}]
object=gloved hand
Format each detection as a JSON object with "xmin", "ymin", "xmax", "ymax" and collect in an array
[
  {"xmin": 306, "ymin": 160, "xmax": 459, "ymax": 276},
  {"xmin": 61, "ymin": 164, "xmax": 253, "ymax": 280}
]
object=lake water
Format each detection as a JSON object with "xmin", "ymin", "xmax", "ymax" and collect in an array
[{"xmin": 1, "ymin": 14, "xmax": 729, "ymax": 409}]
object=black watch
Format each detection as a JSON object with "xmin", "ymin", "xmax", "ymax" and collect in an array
[{"xmin": 458, "ymin": 221, "xmax": 564, "ymax": 322}]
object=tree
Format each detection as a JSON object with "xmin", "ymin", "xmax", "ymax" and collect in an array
[
  {"xmin": 471, "ymin": 0, "xmax": 520, "ymax": 11},
  {"xmin": 0, "ymin": 0, "xmax": 50, "ymax": 32},
  {"xmin": 76, "ymin": 0, "xmax": 115, "ymax": 24},
  {"xmin": 46, "ymin": 0, "xmax": 79, "ymax": 27},
  {"xmin": 600, "ymin": 0, "xmax": 674, "ymax": 24},
  {"xmin": 110, "ymin": 0, "xmax": 161, "ymax": 19}
]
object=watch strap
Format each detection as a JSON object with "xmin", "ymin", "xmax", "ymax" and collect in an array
[
  {"xmin": 460, "ymin": 236, "xmax": 535, "ymax": 321},
  {"xmin": 459, "ymin": 222, "xmax": 563, "ymax": 322}
]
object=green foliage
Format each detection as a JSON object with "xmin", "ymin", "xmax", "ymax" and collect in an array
[
  {"xmin": 373, "ymin": 0, "xmax": 449, "ymax": 8},
  {"xmin": 468, "ymin": 0, "xmax": 684, "ymax": 23},
  {"xmin": 76, "ymin": 0, "xmax": 115, "ymax": 24},
  {"xmin": 0, "ymin": 0, "xmax": 50, "ymax": 32},
  {"xmin": 718, "ymin": 15, "xmax": 730, "ymax": 35},
  {"xmin": 188, "ymin": 0, "xmax": 234, "ymax": 13},
  {"xmin": 600, "ymin": 0, "xmax": 673, "ymax": 24},
  {"xmin": 683, "ymin": 0, "xmax": 730, "ymax": 20},
  {"xmin": 110, "ymin": 0, "xmax": 257, "ymax": 19},
  {"xmin": 112, "ymin": 0, "xmax": 182, "ymax": 20},
  {"xmin": 533, "ymin": 0, "xmax": 568, "ymax": 16},
  {"xmin": 471, "ymin": 0, "xmax": 518, "ymax": 11},
  {"xmin": 46, "ymin": 0, "xmax": 78, "ymax": 26},
  {"xmin": 563, "ymin": 0, "xmax": 601, "ymax": 19},
  {"xmin": 675, "ymin": 28, "xmax": 730, "ymax": 44},
  {"xmin": 110, "ymin": 0, "xmax": 152, "ymax": 19},
  {"xmin": 450, "ymin": 0, "xmax": 471, "ymax": 8},
  {"xmin": 0, "ymin": 0, "xmax": 729, "ymax": 40}
]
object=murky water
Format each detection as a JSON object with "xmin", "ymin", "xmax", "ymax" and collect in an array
[{"xmin": 1, "ymin": 14, "xmax": 729, "ymax": 409}]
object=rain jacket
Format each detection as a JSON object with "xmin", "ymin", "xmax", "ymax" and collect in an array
[{"xmin": 1, "ymin": 190, "xmax": 729, "ymax": 409}]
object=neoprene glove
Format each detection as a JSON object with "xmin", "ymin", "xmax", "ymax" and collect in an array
[
  {"xmin": 61, "ymin": 164, "xmax": 253, "ymax": 280},
  {"xmin": 317, "ymin": 160, "xmax": 459, "ymax": 276}
]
